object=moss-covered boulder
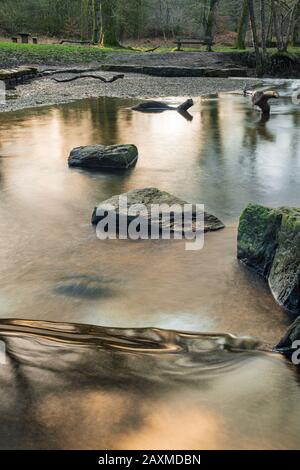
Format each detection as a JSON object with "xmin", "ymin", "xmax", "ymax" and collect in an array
[{"xmin": 238, "ymin": 204, "xmax": 300, "ymax": 315}]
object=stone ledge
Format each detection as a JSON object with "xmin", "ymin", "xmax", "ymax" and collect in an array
[
  {"xmin": 101, "ymin": 64, "xmax": 248, "ymax": 78},
  {"xmin": 0, "ymin": 66, "xmax": 38, "ymax": 89}
]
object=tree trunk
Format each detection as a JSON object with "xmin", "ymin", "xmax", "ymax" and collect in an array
[
  {"xmin": 266, "ymin": 7, "xmax": 273, "ymax": 46},
  {"xmin": 284, "ymin": 0, "xmax": 300, "ymax": 51},
  {"xmin": 205, "ymin": 0, "xmax": 219, "ymax": 51},
  {"xmin": 236, "ymin": 0, "xmax": 249, "ymax": 50},
  {"xmin": 134, "ymin": 0, "xmax": 143, "ymax": 40},
  {"xmin": 292, "ymin": 3, "xmax": 300, "ymax": 46},
  {"xmin": 272, "ymin": 0, "xmax": 285, "ymax": 51},
  {"xmin": 248, "ymin": 0, "xmax": 263, "ymax": 75},
  {"xmin": 92, "ymin": 0, "xmax": 101, "ymax": 44},
  {"xmin": 81, "ymin": 0, "xmax": 91, "ymax": 41},
  {"xmin": 99, "ymin": 0, "xmax": 120, "ymax": 47},
  {"xmin": 260, "ymin": 0, "xmax": 267, "ymax": 56}
]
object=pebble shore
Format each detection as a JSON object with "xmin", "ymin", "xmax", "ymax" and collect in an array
[{"xmin": 0, "ymin": 67, "xmax": 253, "ymax": 113}]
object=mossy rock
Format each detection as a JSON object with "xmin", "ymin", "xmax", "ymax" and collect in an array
[
  {"xmin": 238, "ymin": 204, "xmax": 300, "ymax": 315},
  {"xmin": 237, "ymin": 203, "xmax": 282, "ymax": 277},
  {"xmin": 269, "ymin": 208, "xmax": 300, "ymax": 313}
]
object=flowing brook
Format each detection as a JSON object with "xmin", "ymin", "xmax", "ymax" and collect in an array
[{"xmin": 0, "ymin": 80, "xmax": 300, "ymax": 449}]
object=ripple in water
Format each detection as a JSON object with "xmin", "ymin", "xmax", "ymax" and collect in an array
[{"xmin": 0, "ymin": 319, "xmax": 299, "ymax": 450}]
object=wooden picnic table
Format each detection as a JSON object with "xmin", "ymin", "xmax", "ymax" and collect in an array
[
  {"xmin": 174, "ymin": 37, "xmax": 214, "ymax": 52},
  {"xmin": 18, "ymin": 33, "xmax": 31, "ymax": 44},
  {"xmin": 12, "ymin": 34, "xmax": 38, "ymax": 44}
]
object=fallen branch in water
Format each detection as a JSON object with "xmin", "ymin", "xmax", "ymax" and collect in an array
[
  {"xmin": 243, "ymin": 86, "xmax": 279, "ymax": 115},
  {"xmin": 51, "ymin": 74, "xmax": 125, "ymax": 84}
]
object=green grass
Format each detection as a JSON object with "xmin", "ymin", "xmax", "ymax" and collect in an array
[
  {"xmin": 272, "ymin": 47, "xmax": 300, "ymax": 55},
  {"xmin": 0, "ymin": 42, "xmax": 130, "ymax": 65},
  {"xmin": 0, "ymin": 41, "xmax": 299, "ymax": 67}
]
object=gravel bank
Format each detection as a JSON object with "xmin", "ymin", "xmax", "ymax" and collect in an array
[{"xmin": 0, "ymin": 68, "xmax": 253, "ymax": 114}]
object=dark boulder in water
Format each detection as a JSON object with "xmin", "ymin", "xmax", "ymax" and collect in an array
[
  {"xmin": 53, "ymin": 275, "xmax": 115, "ymax": 299},
  {"xmin": 238, "ymin": 203, "xmax": 300, "ymax": 315},
  {"xmin": 132, "ymin": 98, "xmax": 194, "ymax": 112},
  {"xmin": 68, "ymin": 144, "xmax": 138, "ymax": 170}
]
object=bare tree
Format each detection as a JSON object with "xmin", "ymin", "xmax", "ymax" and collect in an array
[
  {"xmin": 81, "ymin": 0, "xmax": 91, "ymax": 41},
  {"xmin": 92, "ymin": 0, "xmax": 101, "ymax": 43},
  {"xmin": 283, "ymin": 0, "xmax": 300, "ymax": 50},
  {"xmin": 272, "ymin": 0, "xmax": 300, "ymax": 52},
  {"xmin": 99, "ymin": 0, "xmax": 120, "ymax": 47},
  {"xmin": 292, "ymin": 2, "xmax": 300, "ymax": 45},
  {"xmin": 248, "ymin": 0, "xmax": 263, "ymax": 75},
  {"xmin": 260, "ymin": 0, "xmax": 267, "ymax": 56},
  {"xmin": 236, "ymin": 0, "xmax": 249, "ymax": 49},
  {"xmin": 205, "ymin": 0, "xmax": 219, "ymax": 51}
]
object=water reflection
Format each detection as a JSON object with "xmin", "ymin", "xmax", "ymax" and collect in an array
[
  {"xmin": 0, "ymin": 319, "xmax": 299, "ymax": 450},
  {"xmin": 0, "ymin": 83, "xmax": 299, "ymax": 344}
]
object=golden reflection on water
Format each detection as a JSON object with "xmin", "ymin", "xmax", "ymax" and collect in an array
[
  {"xmin": 0, "ymin": 86, "xmax": 300, "ymax": 451},
  {"xmin": 0, "ymin": 91, "xmax": 299, "ymax": 345},
  {"xmin": 118, "ymin": 402, "xmax": 223, "ymax": 450},
  {"xmin": 36, "ymin": 391, "xmax": 223, "ymax": 450},
  {"xmin": 1, "ymin": 319, "xmax": 299, "ymax": 450}
]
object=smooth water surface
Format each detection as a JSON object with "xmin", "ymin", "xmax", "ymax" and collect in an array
[
  {"xmin": 0, "ymin": 80, "xmax": 300, "ymax": 450},
  {"xmin": 0, "ymin": 81, "xmax": 300, "ymax": 343},
  {"xmin": 0, "ymin": 319, "xmax": 299, "ymax": 450}
]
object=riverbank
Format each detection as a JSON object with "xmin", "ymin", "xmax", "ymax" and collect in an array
[
  {"xmin": 1, "ymin": 43, "xmax": 300, "ymax": 113},
  {"xmin": 0, "ymin": 68, "xmax": 252, "ymax": 113}
]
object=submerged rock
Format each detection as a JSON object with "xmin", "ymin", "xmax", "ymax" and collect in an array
[
  {"xmin": 132, "ymin": 99, "xmax": 194, "ymax": 112},
  {"xmin": 91, "ymin": 187, "xmax": 225, "ymax": 234},
  {"xmin": 238, "ymin": 203, "xmax": 300, "ymax": 315},
  {"xmin": 53, "ymin": 275, "xmax": 115, "ymax": 299},
  {"xmin": 68, "ymin": 144, "xmax": 138, "ymax": 170}
]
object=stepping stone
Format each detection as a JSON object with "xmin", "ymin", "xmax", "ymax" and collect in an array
[
  {"xmin": 92, "ymin": 187, "xmax": 225, "ymax": 234},
  {"xmin": 68, "ymin": 144, "xmax": 138, "ymax": 170}
]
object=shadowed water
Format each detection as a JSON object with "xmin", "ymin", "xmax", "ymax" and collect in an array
[
  {"xmin": 0, "ymin": 80, "xmax": 300, "ymax": 449},
  {"xmin": 0, "ymin": 319, "xmax": 299, "ymax": 450}
]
